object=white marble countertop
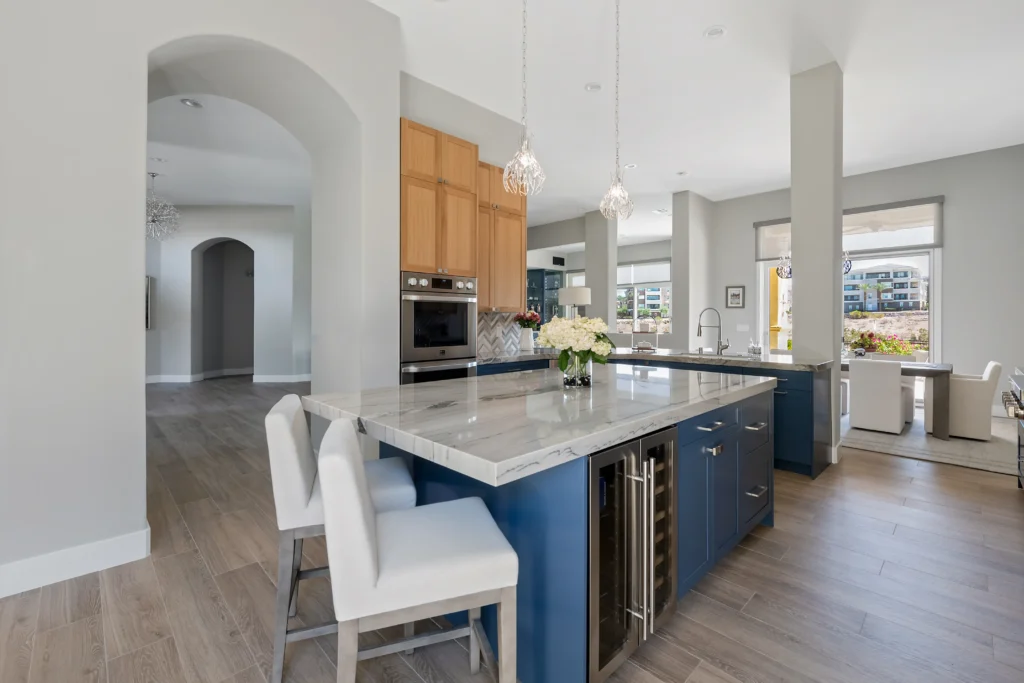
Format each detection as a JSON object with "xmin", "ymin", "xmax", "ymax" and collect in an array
[
  {"xmin": 479, "ymin": 348, "xmax": 832, "ymax": 372},
  {"xmin": 302, "ymin": 365, "xmax": 776, "ymax": 486}
]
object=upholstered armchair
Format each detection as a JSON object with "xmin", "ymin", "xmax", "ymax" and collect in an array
[
  {"xmin": 925, "ymin": 361, "xmax": 1002, "ymax": 441},
  {"xmin": 849, "ymin": 359, "xmax": 913, "ymax": 435}
]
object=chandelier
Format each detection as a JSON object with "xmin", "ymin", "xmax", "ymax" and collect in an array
[
  {"xmin": 775, "ymin": 250, "xmax": 853, "ymax": 279},
  {"xmin": 503, "ymin": 0, "xmax": 546, "ymax": 196},
  {"xmin": 146, "ymin": 172, "xmax": 179, "ymax": 241},
  {"xmin": 599, "ymin": 0, "xmax": 633, "ymax": 221}
]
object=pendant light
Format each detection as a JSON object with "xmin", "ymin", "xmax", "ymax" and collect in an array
[
  {"xmin": 599, "ymin": 0, "xmax": 633, "ymax": 220},
  {"xmin": 774, "ymin": 250, "xmax": 851, "ymax": 279},
  {"xmin": 503, "ymin": 0, "xmax": 546, "ymax": 196},
  {"xmin": 146, "ymin": 172, "xmax": 180, "ymax": 241}
]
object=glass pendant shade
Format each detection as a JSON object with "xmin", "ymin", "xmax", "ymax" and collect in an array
[
  {"xmin": 145, "ymin": 173, "xmax": 179, "ymax": 241},
  {"xmin": 776, "ymin": 253, "xmax": 793, "ymax": 279},
  {"xmin": 842, "ymin": 250, "xmax": 853, "ymax": 274},
  {"xmin": 600, "ymin": 174, "xmax": 634, "ymax": 220}
]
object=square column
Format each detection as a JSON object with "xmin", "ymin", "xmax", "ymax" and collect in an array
[
  {"xmin": 584, "ymin": 210, "xmax": 617, "ymax": 322},
  {"xmin": 791, "ymin": 62, "xmax": 843, "ymax": 455},
  {"xmin": 671, "ymin": 191, "xmax": 713, "ymax": 350}
]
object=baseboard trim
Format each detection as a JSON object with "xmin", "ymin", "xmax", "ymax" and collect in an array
[
  {"xmin": 0, "ymin": 525, "xmax": 150, "ymax": 599},
  {"xmin": 253, "ymin": 374, "xmax": 312, "ymax": 383},
  {"xmin": 146, "ymin": 368, "xmax": 255, "ymax": 384}
]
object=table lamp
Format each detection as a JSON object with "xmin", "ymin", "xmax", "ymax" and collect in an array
[{"xmin": 558, "ymin": 286, "xmax": 591, "ymax": 319}]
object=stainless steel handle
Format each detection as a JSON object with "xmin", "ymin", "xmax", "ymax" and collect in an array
[
  {"xmin": 401, "ymin": 294, "xmax": 477, "ymax": 303},
  {"xmin": 696, "ymin": 421, "xmax": 725, "ymax": 432},
  {"xmin": 774, "ymin": 390, "xmax": 788, "ymax": 395},
  {"xmin": 745, "ymin": 485, "xmax": 768, "ymax": 498},
  {"xmin": 647, "ymin": 457, "xmax": 655, "ymax": 637},
  {"xmin": 703, "ymin": 444, "xmax": 724, "ymax": 457},
  {"xmin": 744, "ymin": 422, "xmax": 768, "ymax": 432},
  {"xmin": 641, "ymin": 458, "xmax": 649, "ymax": 641},
  {"xmin": 777, "ymin": 377, "xmax": 788, "ymax": 382},
  {"xmin": 400, "ymin": 359, "xmax": 479, "ymax": 373},
  {"xmin": 626, "ymin": 466, "xmax": 647, "ymax": 638}
]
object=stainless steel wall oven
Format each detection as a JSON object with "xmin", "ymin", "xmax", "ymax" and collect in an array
[{"xmin": 400, "ymin": 271, "xmax": 477, "ymax": 365}]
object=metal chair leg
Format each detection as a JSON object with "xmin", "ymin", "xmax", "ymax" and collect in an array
[
  {"xmin": 403, "ymin": 622, "xmax": 415, "ymax": 655},
  {"xmin": 272, "ymin": 529, "xmax": 296, "ymax": 683},
  {"xmin": 289, "ymin": 537, "xmax": 304, "ymax": 618}
]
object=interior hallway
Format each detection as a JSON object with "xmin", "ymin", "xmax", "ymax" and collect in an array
[{"xmin": 2, "ymin": 377, "xmax": 1024, "ymax": 683}]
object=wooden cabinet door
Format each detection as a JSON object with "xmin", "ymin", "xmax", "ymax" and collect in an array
[
  {"xmin": 477, "ymin": 162, "xmax": 491, "ymax": 207},
  {"xmin": 477, "ymin": 207, "xmax": 493, "ymax": 309},
  {"xmin": 490, "ymin": 164, "xmax": 527, "ymax": 215},
  {"xmin": 401, "ymin": 118, "xmax": 441, "ymax": 183},
  {"xmin": 491, "ymin": 210, "xmax": 526, "ymax": 311},
  {"xmin": 401, "ymin": 176, "xmax": 439, "ymax": 273},
  {"xmin": 439, "ymin": 186, "xmax": 477, "ymax": 277},
  {"xmin": 440, "ymin": 134, "xmax": 478, "ymax": 193}
]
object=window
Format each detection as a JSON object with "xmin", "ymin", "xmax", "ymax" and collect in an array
[
  {"xmin": 893, "ymin": 282, "xmax": 908, "ymax": 289},
  {"xmin": 893, "ymin": 270, "xmax": 910, "ymax": 278},
  {"xmin": 894, "ymin": 293, "xmax": 909, "ymax": 300},
  {"xmin": 866, "ymin": 271, "xmax": 890, "ymax": 279},
  {"xmin": 566, "ymin": 271, "xmax": 586, "ymax": 288},
  {"xmin": 844, "ymin": 295, "xmax": 860, "ymax": 301},
  {"xmin": 617, "ymin": 261, "xmax": 671, "ymax": 334},
  {"xmin": 910, "ymin": 280, "xmax": 920, "ymax": 288},
  {"xmin": 881, "ymin": 292, "xmax": 893, "ymax": 300},
  {"xmin": 843, "ymin": 284, "xmax": 859, "ymax": 291}
]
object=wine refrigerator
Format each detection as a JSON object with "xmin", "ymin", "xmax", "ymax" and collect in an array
[{"xmin": 587, "ymin": 427, "xmax": 677, "ymax": 683}]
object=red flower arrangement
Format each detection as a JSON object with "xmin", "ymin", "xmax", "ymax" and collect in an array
[{"xmin": 514, "ymin": 310, "xmax": 542, "ymax": 330}]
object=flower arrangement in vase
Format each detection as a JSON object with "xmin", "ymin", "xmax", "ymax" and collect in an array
[
  {"xmin": 513, "ymin": 311, "xmax": 542, "ymax": 352},
  {"xmin": 536, "ymin": 316, "xmax": 616, "ymax": 387},
  {"xmin": 849, "ymin": 331, "xmax": 878, "ymax": 353}
]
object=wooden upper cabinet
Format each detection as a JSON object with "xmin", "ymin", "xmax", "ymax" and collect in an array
[
  {"xmin": 489, "ymin": 164, "xmax": 527, "ymax": 216},
  {"xmin": 401, "ymin": 176, "xmax": 440, "ymax": 273},
  {"xmin": 477, "ymin": 162, "xmax": 491, "ymax": 207},
  {"xmin": 401, "ymin": 118, "xmax": 441, "ymax": 183},
  {"xmin": 440, "ymin": 134, "xmax": 478, "ymax": 193},
  {"xmin": 477, "ymin": 207, "xmax": 493, "ymax": 309},
  {"xmin": 491, "ymin": 210, "xmax": 526, "ymax": 311},
  {"xmin": 439, "ymin": 186, "xmax": 477, "ymax": 277}
]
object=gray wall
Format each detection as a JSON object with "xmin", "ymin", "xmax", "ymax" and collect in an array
[
  {"xmin": 529, "ymin": 217, "xmax": 586, "ymax": 251},
  {"xmin": 563, "ymin": 240, "xmax": 672, "ymax": 271},
  {"xmin": 202, "ymin": 245, "xmax": 225, "ymax": 373},
  {"xmin": 222, "ymin": 241, "xmax": 255, "ymax": 371},
  {"xmin": 711, "ymin": 143, "xmax": 1024, "ymax": 400}
]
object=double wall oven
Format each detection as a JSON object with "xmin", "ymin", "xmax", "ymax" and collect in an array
[
  {"xmin": 588, "ymin": 428, "xmax": 677, "ymax": 683},
  {"xmin": 1004, "ymin": 370, "xmax": 1024, "ymax": 489},
  {"xmin": 400, "ymin": 271, "xmax": 478, "ymax": 384}
]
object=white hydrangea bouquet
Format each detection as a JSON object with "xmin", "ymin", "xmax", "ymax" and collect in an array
[{"xmin": 536, "ymin": 316, "xmax": 616, "ymax": 386}]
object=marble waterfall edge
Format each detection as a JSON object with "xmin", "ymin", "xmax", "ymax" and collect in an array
[{"xmin": 302, "ymin": 365, "xmax": 776, "ymax": 486}]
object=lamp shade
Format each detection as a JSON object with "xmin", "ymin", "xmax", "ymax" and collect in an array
[{"xmin": 558, "ymin": 286, "xmax": 591, "ymax": 307}]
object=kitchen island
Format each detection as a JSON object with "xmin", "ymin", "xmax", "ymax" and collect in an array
[{"xmin": 303, "ymin": 365, "xmax": 776, "ymax": 683}]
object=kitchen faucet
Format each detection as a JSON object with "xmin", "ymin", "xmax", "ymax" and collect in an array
[{"xmin": 696, "ymin": 307, "xmax": 730, "ymax": 355}]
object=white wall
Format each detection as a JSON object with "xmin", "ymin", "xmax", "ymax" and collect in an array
[
  {"xmin": 150, "ymin": 207, "xmax": 297, "ymax": 381},
  {"xmin": 711, "ymin": 144, "xmax": 1024, "ymax": 403},
  {"xmin": 0, "ymin": 0, "xmax": 399, "ymax": 597},
  {"xmin": 527, "ymin": 249, "xmax": 568, "ymax": 271},
  {"xmin": 292, "ymin": 202, "xmax": 312, "ymax": 376},
  {"xmin": 563, "ymin": 240, "xmax": 672, "ymax": 271}
]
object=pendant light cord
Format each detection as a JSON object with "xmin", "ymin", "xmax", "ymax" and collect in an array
[
  {"xmin": 521, "ymin": 0, "xmax": 528, "ymax": 130},
  {"xmin": 614, "ymin": 0, "xmax": 621, "ymax": 177}
]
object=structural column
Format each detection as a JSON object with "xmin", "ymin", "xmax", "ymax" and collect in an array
[
  {"xmin": 584, "ymin": 210, "xmax": 617, "ymax": 322},
  {"xmin": 791, "ymin": 62, "xmax": 843, "ymax": 456},
  {"xmin": 671, "ymin": 191, "xmax": 713, "ymax": 350}
]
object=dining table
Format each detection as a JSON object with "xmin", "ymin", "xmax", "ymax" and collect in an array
[{"xmin": 840, "ymin": 360, "xmax": 954, "ymax": 440}]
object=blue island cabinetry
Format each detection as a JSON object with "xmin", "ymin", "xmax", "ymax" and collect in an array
[
  {"xmin": 610, "ymin": 358, "xmax": 829, "ymax": 478},
  {"xmin": 390, "ymin": 389, "xmax": 774, "ymax": 683}
]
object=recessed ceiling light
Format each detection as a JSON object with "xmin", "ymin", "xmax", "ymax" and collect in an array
[
  {"xmin": 676, "ymin": 170, "xmax": 689, "ymax": 177},
  {"xmin": 148, "ymin": 157, "xmax": 168, "ymax": 163},
  {"xmin": 624, "ymin": 163, "xmax": 637, "ymax": 170},
  {"xmin": 180, "ymin": 98, "xmax": 203, "ymax": 108},
  {"xmin": 703, "ymin": 25, "xmax": 726, "ymax": 39},
  {"xmin": 653, "ymin": 209, "xmax": 672, "ymax": 216},
  {"xmin": 584, "ymin": 83, "xmax": 602, "ymax": 92}
]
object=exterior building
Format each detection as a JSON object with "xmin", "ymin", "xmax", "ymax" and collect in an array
[
  {"xmin": 843, "ymin": 263, "xmax": 926, "ymax": 313},
  {"xmin": 619, "ymin": 286, "xmax": 672, "ymax": 317}
]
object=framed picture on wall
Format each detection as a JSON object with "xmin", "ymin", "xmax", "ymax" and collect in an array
[{"xmin": 725, "ymin": 285, "xmax": 745, "ymax": 309}]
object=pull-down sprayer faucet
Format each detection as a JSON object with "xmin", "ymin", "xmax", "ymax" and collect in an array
[{"xmin": 696, "ymin": 307, "xmax": 730, "ymax": 355}]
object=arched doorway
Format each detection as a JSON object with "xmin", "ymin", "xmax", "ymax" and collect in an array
[{"xmin": 191, "ymin": 238, "xmax": 255, "ymax": 380}]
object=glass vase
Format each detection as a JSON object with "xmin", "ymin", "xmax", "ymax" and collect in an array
[{"xmin": 563, "ymin": 352, "xmax": 593, "ymax": 387}]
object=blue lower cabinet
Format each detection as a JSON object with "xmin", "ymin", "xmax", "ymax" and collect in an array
[
  {"xmin": 677, "ymin": 435, "xmax": 712, "ymax": 594},
  {"xmin": 476, "ymin": 359, "xmax": 551, "ymax": 376},
  {"xmin": 712, "ymin": 431, "xmax": 740, "ymax": 558},
  {"xmin": 772, "ymin": 388, "xmax": 813, "ymax": 476}
]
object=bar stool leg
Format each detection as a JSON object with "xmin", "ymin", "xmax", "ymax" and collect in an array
[
  {"xmin": 337, "ymin": 620, "xmax": 359, "ymax": 683},
  {"xmin": 289, "ymin": 537, "xmax": 304, "ymax": 617},
  {"xmin": 468, "ymin": 607, "xmax": 481, "ymax": 673},
  {"xmin": 403, "ymin": 622, "xmax": 415, "ymax": 655},
  {"xmin": 497, "ymin": 587, "xmax": 516, "ymax": 683},
  {"xmin": 272, "ymin": 529, "xmax": 296, "ymax": 683}
]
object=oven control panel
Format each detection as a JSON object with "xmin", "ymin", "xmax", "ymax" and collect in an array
[{"xmin": 401, "ymin": 271, "xmax": 477, "ymax": 295}]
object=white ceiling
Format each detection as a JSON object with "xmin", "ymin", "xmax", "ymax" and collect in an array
[
  {"xmin": 147, "ymin": 94, "xmax": 309, "ymax": 205},
  {"xmin": 372, "ymin": 0, "xmax": 1024, "ymax": 237}
]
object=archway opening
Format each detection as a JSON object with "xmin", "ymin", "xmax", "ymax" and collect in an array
[{"xmin": 190, "ymin": 238, "xmax": 255, "ymax": 380}]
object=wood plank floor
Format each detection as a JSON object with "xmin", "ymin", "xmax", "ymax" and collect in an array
[{"xmin": 2, "ymin": 376, "xmax": 1023, "ymax": 683}]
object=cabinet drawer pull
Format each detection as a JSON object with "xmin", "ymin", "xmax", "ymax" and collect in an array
[
  {"xmin": 777, "ymin": 377, "xmax": 788, "ymax": 382},
  {"xmin": 773, "ymin": 390, "xmax": 788, "ymax": 395},
  {"xmin": 703, "ymin": 444, "xmax": 724, "ymax": 457},
  {"xmin": 745, "ymin": 485, "xmax": 768, "ymax": 499},
  {"xmin": 744, "ymin": 422, "xmax": 767, "ymax": 432},
  {"xmin": 697, "ymin": 420, "xmax": 726, "ymax": 432}
]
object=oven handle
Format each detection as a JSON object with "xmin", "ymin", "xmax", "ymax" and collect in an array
[
  {"xmin": 400, "ymin": 359, "xmax": 479, "ymax": 373},
  {"xmin": 401, "ymin": 293, "xmax": 478, "ymax": 303}
]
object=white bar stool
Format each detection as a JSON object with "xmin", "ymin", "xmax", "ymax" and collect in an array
[
  {"xmin": 318, "ymin": 418, "xmax": 519, "ymax": 683},
  {"xmin": 264, "ymin": 395, "xmax": 416, "ymax": 683}
]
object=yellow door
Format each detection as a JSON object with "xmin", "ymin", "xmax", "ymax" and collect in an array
[
  {"xmin": 440, "ymin": 134, "xmax": 478, "ymax": 193},
  {"xmin": 439, "ymin": 186, "xmax": 477, "ymax": 277},
  {"xmin": 401, "ymin": 118, "xmax": 441, "ymax": 184},
  {"xmin": 492, "ymin": 210, "xmax": 526, "ymax": 311},
  {"xmin": 477, "ymin": 207, "xmax": 493, "ymax": 309},
  {"xmin": 401, "ymin": 176, "xmax": 439, "ymax": 273}
]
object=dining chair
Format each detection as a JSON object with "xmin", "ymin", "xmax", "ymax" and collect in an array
[
  {"xmin": 318, "ymin": 417, "xmax": 519, "ymax": 683},
  {"xmin": 925, "ymin": 361, "xmax": 1001, "ymax": 441},
  {"xmin": 849, "ymin": 358, "xmax": 912, "ymax": 434},
  {"xmin": 264, "ymin": 395, "xmax": 417, "ymax": 683}
]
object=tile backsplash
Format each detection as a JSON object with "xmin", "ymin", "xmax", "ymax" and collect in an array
[{"xmin": 477, "ymin": 312, "xmax": 522, "ymax": 358}]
